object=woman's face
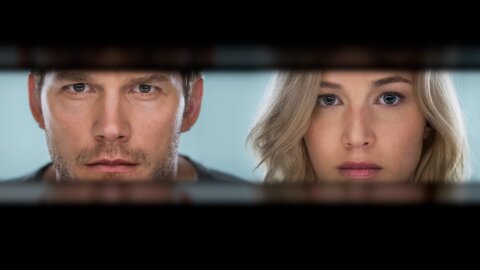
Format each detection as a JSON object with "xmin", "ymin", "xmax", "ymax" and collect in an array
[{"xmin": 304, "ymin": 71, "xmax": 429, "ymax": 182}]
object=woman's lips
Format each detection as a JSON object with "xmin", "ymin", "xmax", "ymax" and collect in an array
[{"xmin": 338, "ymin": 162, "xmax": 382, "ymax": 179}]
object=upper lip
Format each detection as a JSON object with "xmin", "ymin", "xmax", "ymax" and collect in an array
[
  {"xmin": 338, "ymin": 161, "xmax": 382, "ymax": 169},
  {"xmin": 87, "ymin": 159, "xmax": 138, "ymax": 166}
]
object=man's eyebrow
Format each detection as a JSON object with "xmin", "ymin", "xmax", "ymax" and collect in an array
[
  {"xmin": 320, "ymin": 81, "xmax": 342, "ymax": 90},
  {"xmin": 53, "ymin": 71, "xmax": 91, "ymax": 82},
  {"xmin": 128, "ymin": 73, "xmax": 171, "ymax": 85},
  {"xmin": 372, "ymin": 75, "xmax": 412, "ymax": 87}
]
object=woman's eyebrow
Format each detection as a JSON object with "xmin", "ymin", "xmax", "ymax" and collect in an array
[
  {"xmin": 371, "ymin": 75, "xmax": 412, "ymax": 87},
  {"xmin": 320, "ymin": 81, "xmax": 342, "ymax": 90}
]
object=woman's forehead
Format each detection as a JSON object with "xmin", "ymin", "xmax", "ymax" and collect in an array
[{"xmin": 321, "ymin": 71, "xmax": 413, "ymax": 81}]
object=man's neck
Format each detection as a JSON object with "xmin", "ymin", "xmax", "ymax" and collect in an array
[
  {"xmin": 177, "ymin": 156, "xmax": 198, "ymax": 182},
  {"xmin": 42, "ymin": 164, "xmax": 57, "ymax": 183}
]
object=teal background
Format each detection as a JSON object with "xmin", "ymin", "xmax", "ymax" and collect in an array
[{"xmin": 0, "ymin": 71, "xmax": 478, "ymax": 182}]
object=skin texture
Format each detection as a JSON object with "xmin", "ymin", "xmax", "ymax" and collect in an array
[
  {"xmin": 304, "ymin": 71, "xmax": 430, "ymax": 182},
  {"xmin": 29, "ymin": 71, "xmax": 203, "ymax": 182}
]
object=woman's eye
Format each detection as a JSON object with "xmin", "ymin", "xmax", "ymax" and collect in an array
[
  {"xmin": 318, "ymin": 94, "xmax": 340, "ymax": 106},
  {"xmin": 378, "ymin": 92, "xmax": 403, "ymax": 106}
]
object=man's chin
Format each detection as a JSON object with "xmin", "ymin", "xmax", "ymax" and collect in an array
[
  {"xmin": 73, "ymin": 165, "xmax": 146, "ymax": 181},
  {"xmin": 75, "ymin": 174, "xmax": 152, "ymax": 182},
  {"xmin": 55, "ymin": 164, "xmax": 172, "ymax": 182}
]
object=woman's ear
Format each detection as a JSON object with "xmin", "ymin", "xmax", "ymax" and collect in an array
[
  {"xmin": 28, "ymin": 73, "xmax": 45, "ymax": 129},
  {"xmin": 424, "ymin": 122, "xmax": 432, "ymax": 139},
  {"xmin": 180, "ymin": 77, "xmax": 203, "ymax": 133}
]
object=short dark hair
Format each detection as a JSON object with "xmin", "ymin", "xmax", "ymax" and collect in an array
[{"xmin": 32, "ymin": 70, "xmax": 200, "ymax": 101}]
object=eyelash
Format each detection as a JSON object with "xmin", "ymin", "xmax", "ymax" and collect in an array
[
  {"xmin": 376, "ymin": 92, "xmax": 405, "ymax": 106},
  {"xmin": 64, "ymin": 83, "xmax": 92, "ymax": 94},
  {"xmin": 317, "ymin": 92, "xmax": 405, "ymax": 107},
  {"xmin": 130, "ymin": 84, "xmax": 161, "ymax": 95}
]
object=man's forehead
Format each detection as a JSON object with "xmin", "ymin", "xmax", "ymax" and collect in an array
[{"xmin": 47, "ymin": 71, "xmax": 180, "ymax": 81}]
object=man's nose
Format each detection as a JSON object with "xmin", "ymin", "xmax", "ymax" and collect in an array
[{"xmin": 92, "ymin": 93, "xmax": 130, "ymax": 142}]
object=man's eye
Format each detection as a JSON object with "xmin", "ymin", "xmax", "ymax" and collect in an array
[
  {"xmin": 318, "ymin": 94, "xmax": 341, "ymax": 106},
  {"xmin": 70, "ymin": 83, "xmax": 87, "ymax": 93},
  {"xmin": 135, "ymin": 84, "xmax": 154, "ymax": 94}
]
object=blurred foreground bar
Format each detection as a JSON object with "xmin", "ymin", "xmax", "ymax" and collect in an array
[
  {"xmin": 2, "ymin": 45, "xmax": 480, "ymax": 69},
  {"xmin": 0, "ymin": 182, "xmax": 478, "ymax": 204}
]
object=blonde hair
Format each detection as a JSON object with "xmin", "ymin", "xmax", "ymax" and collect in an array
[{"xmin": 248, "ymin": 71, "xmax": 469, "ymax": 183}]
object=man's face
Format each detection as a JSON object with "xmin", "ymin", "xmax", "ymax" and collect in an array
[{"xmin": 32, "ymin": 71, "xmax": 194, "ymax": 181}]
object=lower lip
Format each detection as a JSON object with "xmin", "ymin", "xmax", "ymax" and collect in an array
[
  {"xmin": 339, "ymin": 168, "xmax": 381, "ymax": 179},
  {"xmin": 86, "ymin": 164, "xmax": 138, "ymax": 173}
]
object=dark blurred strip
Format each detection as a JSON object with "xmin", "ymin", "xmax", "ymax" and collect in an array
[
  {"xmin": 2, "ymin": 45, "xmax": 480, "ymax": 69},
  {"xmin": 0, "ymin": 182, "xmax": 479, "ymax": 204}
]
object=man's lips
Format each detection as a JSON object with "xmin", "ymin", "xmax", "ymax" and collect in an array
[
  {"xmin": 86, "ymin": 159, "xmax": 139, "ymax": 173},
  {"xmin": 337, "ymin": 162, "xmax": 382, "ymax": 179}
]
